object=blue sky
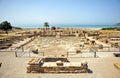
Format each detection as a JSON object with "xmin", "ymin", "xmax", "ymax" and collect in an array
[{"xmin": 0, "ymin": 0, "xmax": 120, "ymax": 26}]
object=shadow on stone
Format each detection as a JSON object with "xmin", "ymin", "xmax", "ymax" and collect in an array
[
  {"xmin": 88, "ymin": 69, "xmax": 93, "ymax": 73},
  {"xmin": 32, "ymin": 50, "xmax": 38, "ymax": 54}
]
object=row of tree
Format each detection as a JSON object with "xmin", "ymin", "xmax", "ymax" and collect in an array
[
  {"xmin": 0, "ymin": 21, "xmax": 54, "ymax": 33},
  {"xmin": 0, "ymin": 21, "xmax": 50, "ymax": 30}
]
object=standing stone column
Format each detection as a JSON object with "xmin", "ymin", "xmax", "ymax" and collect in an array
[
  {"xmin": 75, "ymin": 33, "xmax": 79, "ymax": 37},
  {"xmin": 56, "ymin": 32, "xmax": 60, "ymax": 38}
]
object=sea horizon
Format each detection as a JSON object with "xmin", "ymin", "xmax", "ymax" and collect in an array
[{"xmin": 14, "ymin": 24, "xmax": 120, "ymax": 29}]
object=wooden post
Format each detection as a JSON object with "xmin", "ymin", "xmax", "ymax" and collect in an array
[
  {"xmin": 0, "ymin": 62, "xmax": 2, "ymax": 67},
  {"xmin": 94, "ymin": 52, "xmax": 96, "ymax": 58},
  {"xmin": 43, "ymin": 52, "xmax": 44, "ymax": 56},
  {"xmin": 81, "ymin": 52, "xmax": 82, "ymax": 57},
  {"xmin": 67, "ymin": 52, "xmax": 68, "ymax": 57},
  {"xmin": 22, "ymin": 47, "xmax": 24, "ymax": 52},
  {"xmin": 15, "ymin": 50, "xmax": 18, "ymax": 57},
  {"xmin": 108, "ymin": 47, "xmax": 110, "ymax": 52},
  {"xmin": 11, "ymin": 47, "xmax": 13, "ymax": 52},
  {"xmin": 119, "ymin": 47, "xmax": 120, "ymax": 52},
  {"xmin": 29, "ymin": 50, "xmax": 30, "ymax": 57}
]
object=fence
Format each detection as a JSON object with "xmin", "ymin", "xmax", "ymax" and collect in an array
[
  {"xmin": 66, "ymin": 46, "xmax": 120, "ymax": 58},
  {"xmin": 90, "ymin": 47, "xmax": 120, "ymax": 52},
  {"xmin": 14, "ymin": 46, "xmax": 120, "ymax": 58},
  {"xmin": 14, "ymin": 47, "xmax": 44, "ymax": 57},
  {"xmin": 67, "ymin": 51, "xmax": 96, "ymax": 58}
]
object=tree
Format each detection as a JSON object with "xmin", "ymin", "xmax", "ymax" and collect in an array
[
  {"xmin": 51, "ymin": 26, "xmax": 56, "ymax": 30},
  {"xmin": 0, "ymin": 21, "xmax": 12, "ymax": 34},
  {"xmin": 44, "ymin": 22, "xmax": 49, "ymax": 29},
  {"xmin": 0, "ymin": 21, "xmax": 12, "ymax": 30}
]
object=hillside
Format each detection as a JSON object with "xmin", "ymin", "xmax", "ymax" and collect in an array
[{"xmin": 114, "ymin": 23, "xmax": 120, "ymax": 26}]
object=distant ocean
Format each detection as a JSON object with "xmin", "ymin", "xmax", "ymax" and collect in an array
[{"xmin": 16, "ymin": 24, "xmax": 120, "ymax": 29}]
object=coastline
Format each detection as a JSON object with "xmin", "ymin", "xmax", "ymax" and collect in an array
[{"xmin": 13, "ymin": 25, "xmax": 119, "ymax": 29}]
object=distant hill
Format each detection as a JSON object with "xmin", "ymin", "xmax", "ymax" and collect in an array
[{"xmin": 114, "ymin": 23, "xmax": 120, "ymax": 26}]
